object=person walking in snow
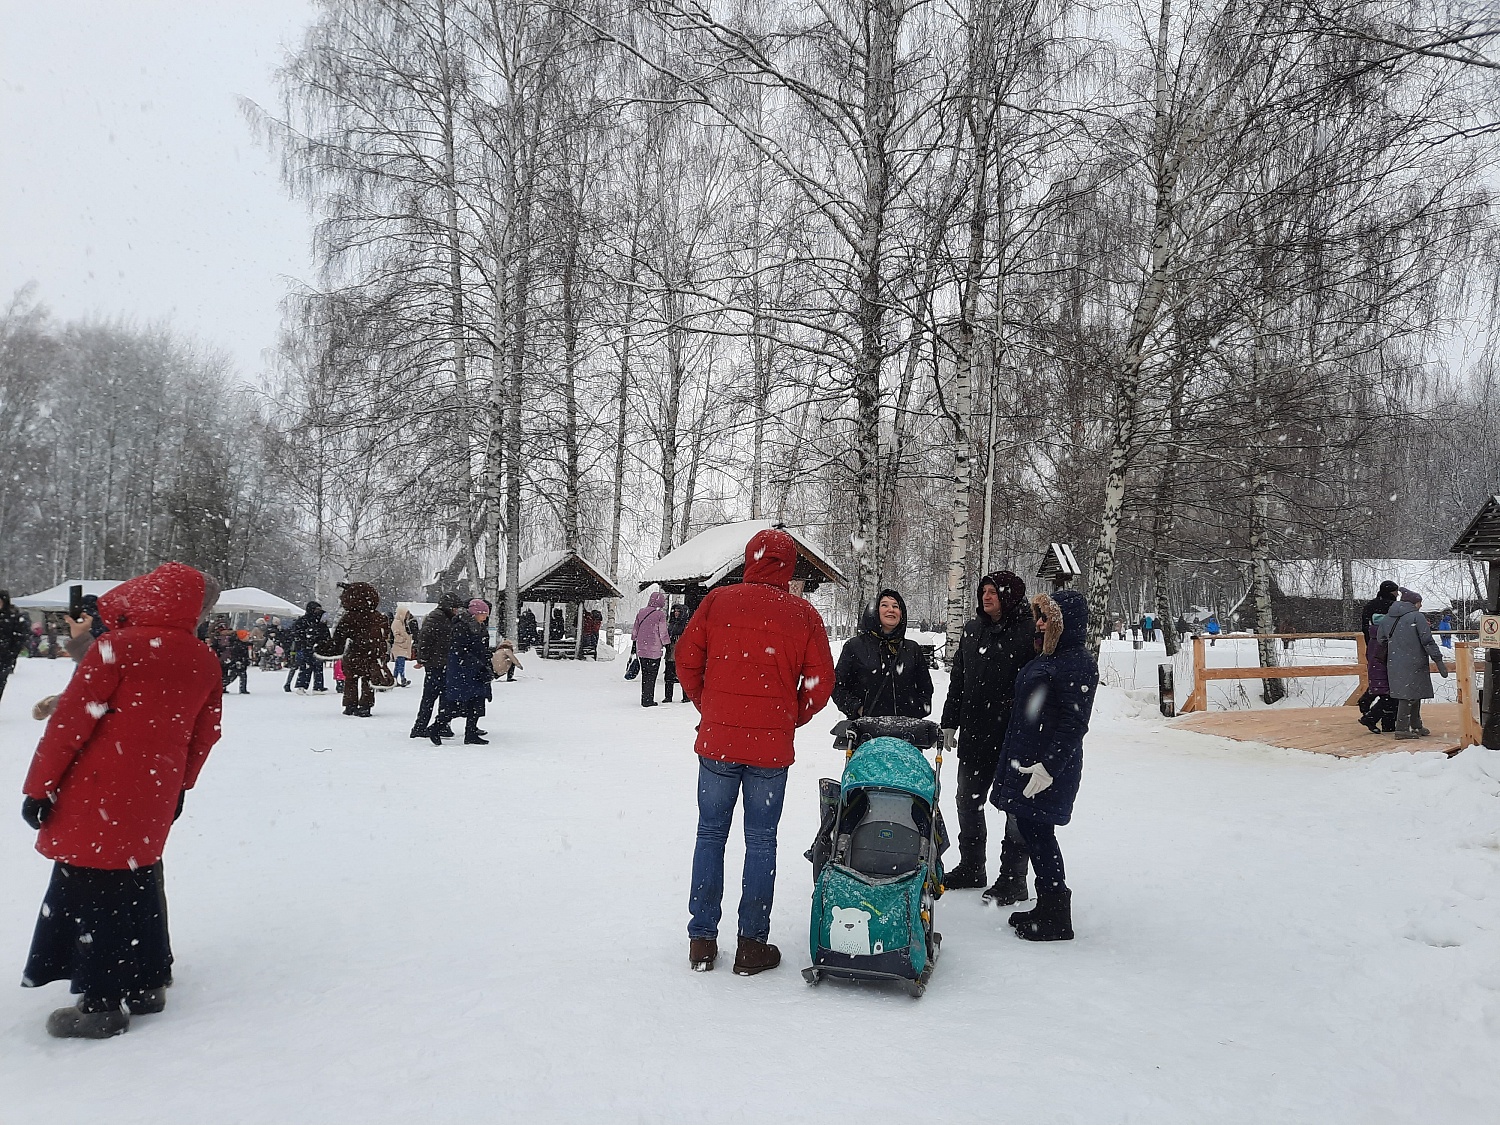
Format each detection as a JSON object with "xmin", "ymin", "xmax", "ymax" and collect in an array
[
  {"xmin": 435, "ymin": 599, "xmax": 494, "ymax": 745},
  {"xmin": 1376, "ymin": 589, "xmax": 1448, "ymax": 740},
  {"xmin": 990, "ymin": 588, "xmax": 1099, "ymax": 942},
  {"xmin": 832, "ymin": 588, "xmax": 933, "ymax": 721},
  {"xmin": 290, "ymin": 601, "xmax": 331, "ymax": 694},
  {"xmin": 1357, "ymin": 579, "xmax": 1400, "ymax": 718},
  {"xmin": 674, "ymin": 529, "xmax": 836, "ymax": 976},
  {"xmin": 1361, "ymin": 599, "xmax": 1400, "ymax": 734},
  {"xmin": 632, "ymin": 591, "xmax": 671, "ymax": 707},
  {"xmin": 662, "ymin": 603, "xmax": 689, "ymax": 702},
  {"xmin": 0, "ymin": 589, "xmax": 31, "ymax": 703},
  {"xmin": 318, "ymin": 582, "xmax": 391, "ymax": 718},
  {"xmin": 391, "ymin": 606, "xmax": 418, "ymax": 687},
  {"xmin": 412, "ymin": 593, "xmax": 462, "ymax": 739},
  {"xmin": 939, "ymin": 571, "xmax": 1035, "ymax": 901},
  {"xmin": 19, "ymin": 562, "xmax": 223, "ymax": 1039}
]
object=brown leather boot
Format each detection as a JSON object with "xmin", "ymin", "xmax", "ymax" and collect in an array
[
  {"xmin": 689, "ymin": 938, "xmax": 718, "ymax": 972},
  {"xmin": 732, "ymin": 937, "xmax": 781, "ymax": 976}
]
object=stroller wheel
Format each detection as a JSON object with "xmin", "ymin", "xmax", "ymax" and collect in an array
[
  {"xmin": 801, "ymin": 967, "xmax": 823, "ymax": 986},
  {"xmin": 906, "ymin": 980, "xmax": 926, "ymax": 998}
]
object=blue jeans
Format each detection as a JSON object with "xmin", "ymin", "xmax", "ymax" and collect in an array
[{"xmin": 688, "ymin": 758, "xmax": 789, "ymax": 942}]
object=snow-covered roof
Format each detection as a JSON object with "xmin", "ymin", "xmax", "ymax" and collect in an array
[
  {"xmin": 639, "ymin": 520, "xmax": 845, "ymax": 592},
  {"xmin": 504, "ymin": 550, "xmax": 622, "ymax": 601},
  {"xmin": 215, "ymin": 587, "xmax": 303, "ymax": 616},
  {"xmin": 11, "ymin": 579, "xmax": 125, "ymax": 610},
  {"xmin": 1271, "ymin": 559, "xmax": 1483, "ymax": 609}
]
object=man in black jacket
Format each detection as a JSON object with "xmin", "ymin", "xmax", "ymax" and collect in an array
[
  {"xmin": 0, "ymin": 590, "xmax": 31, "ymax": 702},
  {"xmin": 832, "ymin": 588, "xmax": 933, "ymax": 720},
  {"xmin": 940, "ymin": 571, "xmax": 1035, "ymax": 898},
  {"xmin": 411, "ymin": 592, "xmax": 463, "ymax": 738},
  {"xmin": 291, "ymin": 601, "xmax": 333, "ymax": 694}
]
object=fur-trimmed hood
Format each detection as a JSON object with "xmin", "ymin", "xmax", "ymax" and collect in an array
[{"xmin": 1030, "ymin": 588, "xmax": 1088, "ymax": 655}]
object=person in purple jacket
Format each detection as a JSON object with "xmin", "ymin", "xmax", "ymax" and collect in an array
[{"xmin": 632, "ymin": 591, "xmax": 671, "ymax": 707}]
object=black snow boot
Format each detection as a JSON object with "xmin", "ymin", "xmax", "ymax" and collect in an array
[
  {"xmin": 430, "ymin": 722, "xmax": 455, "ymax": 738},
  {"xmin": 353, "ymin": 707, "xmax": 372, "ymax": 718},
  {"xmin": 410, "ymin": 726, "xmax": 430, "ymax": 739},
  {"xmin": 47, "ymin": 997, "xmax": 130, "ymax": 1039},
  {"xmin": 943, "ymin": 858, "xmax": 987, "ymax": 890},
  {"xmin": 983, "ymin": 843, "xmax": 1030, "ymax": 906},
  {"xmin": 464, "ymin": 734, "xmax": 489, "ymax": 745},
  {"xmin": 125, "ymin": 987, "xmax": 166, "ymax": 1015},
  {"xmin": 1010, "ymin": 889, "xmax": 1073, "ymax": 942}
]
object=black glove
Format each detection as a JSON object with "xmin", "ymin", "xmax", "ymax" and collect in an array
[
  {"xmin": 22, "ymin": 795, "xmax": 53, "ymax": 831},
  {"xmin": 174, "ymin": 791, "xmax": 186, "ymax": 822}
]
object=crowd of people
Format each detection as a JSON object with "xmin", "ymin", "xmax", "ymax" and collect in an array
[{"xmin": 10, "ymin": 535, "xmax": 1102, "ymax": 1037}]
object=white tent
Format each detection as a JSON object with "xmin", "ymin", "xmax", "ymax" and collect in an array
[
  {"xmin": 11, "ymin": 580, "xmax": 125, "ymax": 610},
  {"xmin": 215, "ymin": 587, "xmax": 303, "ymax": 617}
]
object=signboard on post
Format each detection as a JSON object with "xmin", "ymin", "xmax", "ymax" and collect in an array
[{"xmin": 1480, "ymin": 614, "xmax": 1500, "ymax": 647}]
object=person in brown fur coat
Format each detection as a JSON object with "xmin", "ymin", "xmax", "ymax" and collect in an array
[{"xmin": 318, "ymin": 582, "xmax": 392, "ymax": 717}]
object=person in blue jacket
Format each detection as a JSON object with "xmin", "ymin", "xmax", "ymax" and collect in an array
[{"xmin": 990, "ymin": 587, "xmax": 1099, "ymax": 942}]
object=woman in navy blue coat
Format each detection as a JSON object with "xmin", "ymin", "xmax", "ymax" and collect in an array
[
  {"xmin": 436, "ymin": 599, "xmax": 494, "ymax": 745},
  {"xmin": 990, "ymin": 587, "xmax": 1098, "ymax": 941}
]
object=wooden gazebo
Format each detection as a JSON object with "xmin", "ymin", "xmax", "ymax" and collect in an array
[
  {"xmin": 503, "ymin": 550, "xmax": 622, "ymax": 660},
  {"xmin": 637, "ymin": 520, "xmax": 845, "ymax": 602},
  {"xmin": 1451, "ymin": 494, "xmax": 1500, "ymax": 749}
]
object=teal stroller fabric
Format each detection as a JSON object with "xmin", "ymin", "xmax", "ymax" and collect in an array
[{"xmin": 805, "ymin": 724, "xmax": 943, "ymax": 995}]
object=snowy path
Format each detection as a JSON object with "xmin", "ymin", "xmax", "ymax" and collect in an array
[{"xmin": 2, "ymin": 656, "xmax": 1497, "ymax": 1124}]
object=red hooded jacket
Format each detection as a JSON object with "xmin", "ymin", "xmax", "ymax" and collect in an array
[
  {"xmin": 673, "ymin": 529, "xmax": 835, "ymax": 768},
  {"xmin": 22, "ymin": 561, "xmax": 223, "ymax": 870}
]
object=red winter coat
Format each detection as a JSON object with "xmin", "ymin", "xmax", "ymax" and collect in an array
[
  {"xmin": 674, "ymin": 529, "xmax": 835, "ymax": 768},
  {"xmin": 22, "ymin": 562, "xmax": 222, "ymax": 870}
]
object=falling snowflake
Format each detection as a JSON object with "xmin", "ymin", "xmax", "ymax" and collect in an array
[
  {"xmin": 86, "ymin": 701, "xmax": 108, "ymax": 719},
  {"xmin": 98, "ymin": 639, "xmax": 115, "ymax": 664}
]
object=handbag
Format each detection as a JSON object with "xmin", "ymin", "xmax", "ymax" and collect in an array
[{"xmin": 625, "ymin": 642, "xmax": 640, "ymax": 680}]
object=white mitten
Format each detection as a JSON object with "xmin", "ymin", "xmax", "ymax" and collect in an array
[
  {"xmin": 941, "ymin": 728, "xmax": 957, "ymax": 752},
  {"xmin": 1017, "ymin": 762, "xmax": 1053, "ymax": 799}
]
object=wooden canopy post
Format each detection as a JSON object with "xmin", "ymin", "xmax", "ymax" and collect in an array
[
  {"xmin": 574, "ymin": 602, "xmax": 584, "ymax": 660},
  {"xmin": 1182, "ymin": 633, "xmax": 1208, "ymax": 714},
  {"xmin": 542, "ymin": 600, "xmax": 553, "ymax": 659}
]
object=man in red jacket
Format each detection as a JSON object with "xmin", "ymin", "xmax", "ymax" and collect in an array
[
  {"xmin": 19, "ymin": 561, "xmax": 223, "ymax": 1039},
  {"xmin": 674, "ymin": 528, "xmax": 835, "ymax": 975}
]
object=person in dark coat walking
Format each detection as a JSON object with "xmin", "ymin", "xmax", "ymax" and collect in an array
[
  {"xmin": 991, "ymin": 588, "xmax": 1099, "ymax": 942},
  {"xmin": 1357, "ymin": 579, "xmax": 1400, "ymax": 715},
  {"xmin": 318, "ymin": 582, "xmax": 391, "ymax": 717},
  {"xmin": 412, "ymin": 593, "xmax": 462, "ymax": 739},
  {"xmin": 20, "ymin": 562, "xmax": 222, "ymax": 1038},
  {"xmin": 832, "ymin": 588, "xmax": 933, "ymax": 721},
  {"xmin": 290, "ymin": 601, "xmax": 331, "ymax": 693},
  {"xmin": 436, "ymin": 599, "xmax": 494, "ymax": 744},
  {"xmin": 663, "ymin": 603, "xmax": 689, "ymax": 701},
  {"xmin": 0, "ymin": 589, "xmax": 31, "ymax": 702},
  {"xmin": 1376, "ymin": 590, "xmax": 1447, "ymax": 739},
  {"xmin": 939, "ymin": 571, "xmax": 1035, "ymax": 898}
]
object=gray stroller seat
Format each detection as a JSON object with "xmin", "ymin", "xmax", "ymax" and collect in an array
[{"xmin": 847, "ymin": 790, "xmax": 924, "ymax": 877}]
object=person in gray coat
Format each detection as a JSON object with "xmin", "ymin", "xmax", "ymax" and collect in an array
[{"xmin": 1375, "ymin": 590, "xmax": 1448, "ymax": 739}]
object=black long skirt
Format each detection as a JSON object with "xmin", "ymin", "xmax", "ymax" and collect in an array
[{"xmin": 22, "ymin": 861, "xmax": 173, "ymax": 1001}]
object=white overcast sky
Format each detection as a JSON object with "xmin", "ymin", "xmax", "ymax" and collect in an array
[{"xmin": 1, "ymin": 0, "xmax": 317, "ymax": 384}]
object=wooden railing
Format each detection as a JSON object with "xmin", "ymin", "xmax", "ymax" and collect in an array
[{"xmin": 1181, "ymin": 632, "xmax": 1367, "ymax": 714}]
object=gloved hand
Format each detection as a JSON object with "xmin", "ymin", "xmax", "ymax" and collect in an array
[
  {"xmin": 22, "ymin": 796, "xmax": 53, "ymax": 831},
  {"xmin": 1017, "ymin": 762, "xmax": 1054, "ymax": 799},
  {"xmin": 1439, "ymin": 665, "xmax": 1449, "ymax": 678},
  {"xmin": 941, "ymin": 728, "xmax": 957, "ymax": 752},
  {"xmin": 174, "ymin": 791, "xmax": 186, "ymax": 822}
]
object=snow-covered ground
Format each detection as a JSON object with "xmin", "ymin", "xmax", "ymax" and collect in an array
[{"xmin": 2, "ymin": 654, "xmax": 1497, "ymax": 1123}]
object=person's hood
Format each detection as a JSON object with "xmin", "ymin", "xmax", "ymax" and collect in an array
[
  {"xmin": 394, "ymin": 607, "xmax": 411, "ymax": 626},
  {"xmin": 1398, "ymin": 587, "xmax": 1422, "ymax": 606},
  {"xmin": 95, "ymin": 561, "xmax": 206, "ymax": 634},
  {"xmin": 304, "ymin": 601, "xmax": 322, "ymax": 617},
  {"xmin": 743, "ymin": 528, "xmax": 797, "ymax": 590},
  {"xmin": 339, "ymin": 582, "xmax": 380, "ymax": 612},
  {"xmin": 977, "ymin": 570, "xmax": 1026, "ymax": 623},
  {"xmin": 647, "ymin": 591, "xmax": 667, "ymax": 611},
  {"xmin": 1031, "ymin": 588, "xmax": 1088, "ymax": 655},
  {"xmin": 858, "ymin": 587, "xmax": 907, "ymax": 640},
  {"xmin": 439, "ymin": 592, "xmax": 464, "ymax": 611},
  {"xmin": 1386, "ymin": 599, "xmax": 1418, "ymax": 621}
]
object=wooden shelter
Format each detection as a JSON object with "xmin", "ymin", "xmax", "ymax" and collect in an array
[
  {"xmin": 637, "ymin": 520, "xmax": 846, "ymax": 599},
  {"xmin": 502, "ymin": 550, "xmax": 622, "ymax": 660},
  {"xmin": 1450, "ymin": 494, "xmax": 1500, "ymax": 749},
  {"xmin": 1036, "ymin": 543, "xmax": 1081, "ymax": 590}
]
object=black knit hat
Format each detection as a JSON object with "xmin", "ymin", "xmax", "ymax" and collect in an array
[{"xmin": 1378, "ymin": 580, "xmax": 1400, "ymax": 598}]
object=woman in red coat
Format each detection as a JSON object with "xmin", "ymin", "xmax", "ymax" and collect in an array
[{"xmin": 19, "ymin": 561, "xmax": 223, "ymax": 1039}]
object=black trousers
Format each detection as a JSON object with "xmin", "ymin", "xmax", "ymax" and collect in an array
[
  {"xmin": 954, "ymin": 753, "xmax": 1001, "ymax": 863},
  {"xmin": 0, "ymin": 657, "xmax": 14, "ymax": 702},
  {"xmin": 1015, "ymin": 816, "xmax": 1066, "ymax": 894},
  {"xmin": 639, "ymin": 657, "xmax": 662, "ymax": 705},
  {"xmin": 664, "ymin": 657, "xmax": 678, "ymax": 699},
  {"xmin": 414, "ymin": 666, "xmax": 447, "ymax": 731}
]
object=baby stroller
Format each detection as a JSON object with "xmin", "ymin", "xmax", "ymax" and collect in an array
[{"xmin": 803, "ymin": 716, "xmax": 946, "ymax": 997}]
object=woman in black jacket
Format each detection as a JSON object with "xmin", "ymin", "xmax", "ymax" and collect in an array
[{"xmin": 832, "ymin": 589, "xmax": 933, "ymax": 720}]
